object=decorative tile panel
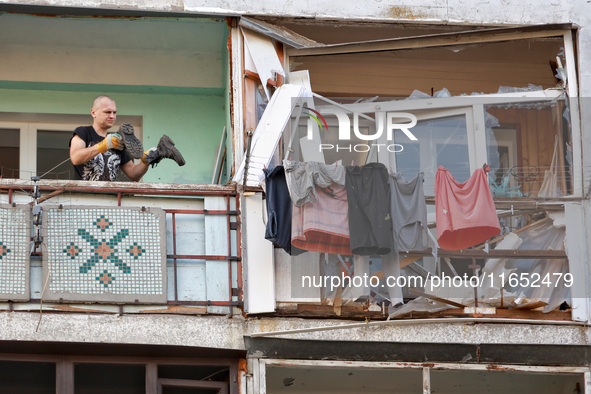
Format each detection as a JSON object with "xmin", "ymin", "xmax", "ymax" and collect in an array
[
  {"xmin": 43, "ymin": 206, "xmax": 167, "ymax": 303},
  {"xmin": 0, "ymin": 205, "xmax": 30, "ymax": 301}
]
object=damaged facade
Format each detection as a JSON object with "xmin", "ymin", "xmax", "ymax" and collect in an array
[{"xmin": 0, "ymin": 0, "xmax": 591, "ymax": 392}]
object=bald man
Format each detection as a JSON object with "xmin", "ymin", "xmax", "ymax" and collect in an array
[{"xmin": 70, "ymin": 95, "xmax": 184, "ymax": 182}]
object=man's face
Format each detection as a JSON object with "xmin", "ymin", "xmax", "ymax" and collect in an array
[{"xmin": 91, "ymin": 98, "xmax": 117, "ymax": 131}]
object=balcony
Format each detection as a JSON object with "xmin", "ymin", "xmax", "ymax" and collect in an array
[{"xmin": 0, "ymin": 179, "xmax": 241, "ymax": 316}]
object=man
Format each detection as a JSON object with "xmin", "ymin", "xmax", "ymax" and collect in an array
[{"xmin": 70, "ymin": 95, "xmax": 185, "ymax": 181}]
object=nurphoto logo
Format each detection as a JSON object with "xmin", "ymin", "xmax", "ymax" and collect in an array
[{"xmin": 303, "ymin": 106, "xmax": 419, "ymax": 153}]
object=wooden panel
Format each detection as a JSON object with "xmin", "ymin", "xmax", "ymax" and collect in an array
[
  {"xmin": 292, "ymin": 38, "xmax": 562, "ymax": 97},
  {"xmin": 243, "ymin": 77, "xmax": 258, "ymax": 139},
  {"xmin": 146, "ymin": 363, "xmax": 158, "ymax": 394},
  {"xmin": 56, "ymin": 360, "xmax": 74, "ymax": 394}
]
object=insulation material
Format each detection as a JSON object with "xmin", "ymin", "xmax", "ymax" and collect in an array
[
  {"xmin": 459, "ymin": 219, "xmax": 568, "ymax": 312},
  {"xmin": 472, "ymin": 232, "xmax": 522, "ymax": 303},
  {"xmin": 341, "ymin": 255, "xmax": 371, "ymax": 303},
  {"xmin": 392, "ymin": 217, "xmax": 570, "ymax": 317},
  {"xmin": 242, "ymin": 28, "xmax": 285, "ymax": 100},
  {"xmin": 389, "ymin": 297, "xmax": 454, "ymax": 319},
  {"xmin": 502, "ymin": 219, "xmax": 569, "ymax": 313}
]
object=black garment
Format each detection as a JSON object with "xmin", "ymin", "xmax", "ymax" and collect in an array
[
  {"xmin": 70, "ymin": 126, "xmax": 132, "ymax": 181},
  {"xmin": 345, "ymin": 162, "xmax": 393, "ymax": 255},
  {"xmin": 264, "ymin": 165, "xmax": 302, "ymax": 256}
]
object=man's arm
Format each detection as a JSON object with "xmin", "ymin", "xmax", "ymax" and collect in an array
[
  {"xmin": 70, "ymin": 134, "xmax": 123, "ymax": 165},
  {"xmin": 120, "ymin": 160, "xmax": 149, "ymax": 182},
  {"xmin": 70, "ymin": 135, "xmax": 102, "ymax": 165}
]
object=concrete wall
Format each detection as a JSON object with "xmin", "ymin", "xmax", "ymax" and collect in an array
[
  {"xmin": 1, "ymin": 0, "xmax": 583, "ymax": 25},
  {"xmin": 0, "ymin": 312, "xmax": 589, "ymax": 350}
]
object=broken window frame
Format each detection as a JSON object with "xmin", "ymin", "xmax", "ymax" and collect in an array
[
  {"xmin": 282, "ymin": 24, "xmax": 581, "ymax": 195},
  {"xmin": 235, "ymin": 22, "xmax": 584, "ymax": 318},
  {"xmin": 237, "ymin": 21, "xmax": 581, "ymax": 195},
  {"xmin": 297, "ymin": 88, "xmax": 575, "ymax": 197}
]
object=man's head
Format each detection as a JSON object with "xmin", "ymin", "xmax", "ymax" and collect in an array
[{"xmin": 91, "ymin": 95, "xmax": 117, "ymax": 134}]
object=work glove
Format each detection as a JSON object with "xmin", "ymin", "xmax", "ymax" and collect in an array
[
  {"xmin": 141, "ymin": 147, "xmax": 157, "ymax": 165},
  {"xmin": 96, "ymin": 133, "xmax": 123, "ymax": 153}
]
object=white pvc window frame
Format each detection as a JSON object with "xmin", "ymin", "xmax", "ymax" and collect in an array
[
  {"xmin": 0, "ymin": 119, "xmax": 143, "ymax": 181},
  {"xmin": 284, "ymin": 27, "xmax": 581, "ymax": 195},
  {"xmin": 308, "ymin": 88, "xmax": 575, "ymax": 195}
]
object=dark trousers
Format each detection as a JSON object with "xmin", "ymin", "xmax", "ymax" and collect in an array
[{"xmin": 345, "ymin": 163, "xmax": 393, "ymax": 255}]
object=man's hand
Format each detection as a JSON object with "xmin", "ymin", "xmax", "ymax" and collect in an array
[{"xmin": 96, "ymin": 133, "xmax": 123, "ymax": 153}]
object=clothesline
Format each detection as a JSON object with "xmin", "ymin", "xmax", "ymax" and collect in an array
[{"xmin": 264, "ymin": 160, "xmax": 501, "ymax": 257}]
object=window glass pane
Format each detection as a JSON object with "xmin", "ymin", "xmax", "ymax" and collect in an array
[
  {"xmin": 431, "ymin": 369, "xmax": 584, "ymax": 393},
  {"xmin": 0, "ymin": 361, "xmax": 55, "ymax": 393},
  {"xmin": 394, "ymin": 114, "xmax": 469, "ymax": 195},
  {"xmin": 37, "ymin": 129, "xmax": 75, "ymax": 180},
  {"xmin": 0, "ymin": 128, "xmax": 20, "ymax": 179},
  {"xmin": 267, "ymin": 365, "xmax": 423, "ymax": 392},
  {"xmin": 75, "ymin": 363, "xmax": 145, "ymax": 394},
  {"xmin": 485, "ymin": 98, "xmax": 572, "ymax": 197},
  {"xmin": 293, "ymin": 111, "xmax": 373, "ymax": 167},
  {"xmin": 159, "ymin": 365, "xmax": 229, "ymax": 381},
  {"xmin": 162, "ymin": 388, "xmax": 218, "ymax": 394}
]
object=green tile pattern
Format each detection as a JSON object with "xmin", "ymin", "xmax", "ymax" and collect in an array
[{"xmin": 46, "ymin": 208, "xmax": 164, "ymax": 297}]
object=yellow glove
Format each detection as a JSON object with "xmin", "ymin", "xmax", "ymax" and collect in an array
[
  {"xmin": 96, "ymin": 133, "xmax": 123, "ymax": 153},
  {"xmin": 141, "ymin": 147, "xmax": 157, "ymax": 165}
]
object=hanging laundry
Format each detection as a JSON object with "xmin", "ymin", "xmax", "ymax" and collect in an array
[
  {"xmin": 283, "ymin": 160, "xmax": 346, "ymax": 207},
  {"xmin": 345, "ymin": 163, "xmax": 393, "ymax": 256},
  {"xmin": 389, "ymin": 172, "xmax": 428, "ymax": 251},
  {"xmin": 263, "ymin": 165, "xmax": 303, "ymax": 256},
  {"xmin": 435, "ymin": 165, "xmax": 500, "ymax": 250},
  {"xmin": 291, "ymin": 183, "xmax": 352, "ymax": 255}
]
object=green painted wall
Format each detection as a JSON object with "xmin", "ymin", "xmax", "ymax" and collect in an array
[
  {"xmin": 0, "ymin": 14, "xmax": 231, "ymax": 185},
  {"xmin": 0, "ymin": 87, "xmax": 226, "ymax": 184}
]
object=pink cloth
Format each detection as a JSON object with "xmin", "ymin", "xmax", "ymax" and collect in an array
[
  {"xmin": 291, "ymin": 183, "xmax": 352, "ymax": 255},
  {"xmin": 435, "ymin": 166, "xmax": 500, "ymax": 250}
]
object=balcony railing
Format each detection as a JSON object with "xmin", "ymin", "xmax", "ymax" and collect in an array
[{"xmin": 0, "ymin": 179, "xmax": 241, "ymax": 315}]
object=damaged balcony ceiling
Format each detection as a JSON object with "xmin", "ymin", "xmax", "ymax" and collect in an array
[
  {"xmin": 247, "ymin": 16, "xmax": 488, "ymax": 44},
  {"xmin": 246, "ymin": 18, "xmax": 571, "ymax": 97},
  {"xmin": 291, "ymin": 37, "xmax": 565, "ymax": 97}
]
